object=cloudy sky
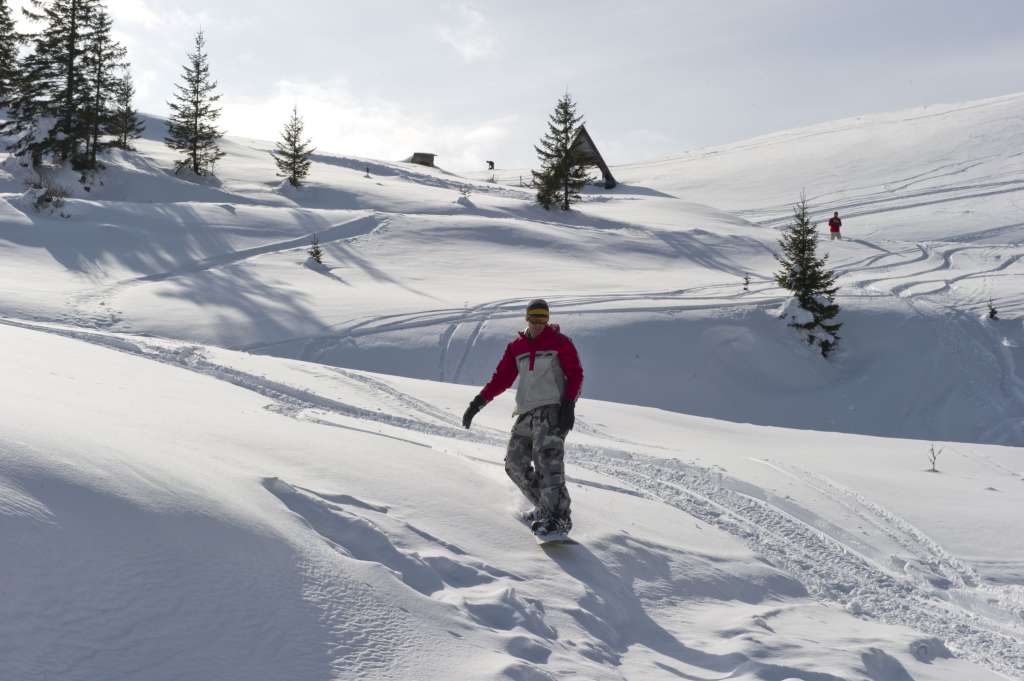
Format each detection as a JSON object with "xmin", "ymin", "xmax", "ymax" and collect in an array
[{"xmin": 15, "ymin": 0, "xmax": 1024, "ymax": 171}]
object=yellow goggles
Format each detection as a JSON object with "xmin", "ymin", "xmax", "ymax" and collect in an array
[{"xmin": 526, "ymin": 308, "xmax": 550, "ymax": 321}]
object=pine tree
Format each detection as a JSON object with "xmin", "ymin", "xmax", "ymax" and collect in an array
[
  {"xmin": 108, "ymin": 68, "xmax": 144, "ymax": 150},
  {"xmin": 307, "ymin": 233, "xmax": 323, "ymax": 264},
  {"xmin": 19, "ymin": 0, "xmax": 103, "ymax": 166},
  {"xmin": 0, "ymin": 0, "xmax": 21, "ymax": 106},
  {"xmin": 0, "ymin": 54, "xmax": 50, "ymax": 167},
  {"xmin": 774, "ymin": 194, "xmax": 842, "ymax": 357},
  {"xmin": 2, "ymin": 0, "xmax": 127, "ymax": 170},
  {"xmin": 80, "ymin": 6, "xmax": 124, "ymax": 168},
  {"xmin": 271, "ymin": 106, "xmax": 314, "ymax": 187},
  {"xmin": 165, "ymin": 29, "xmax": 224, "ymax": 176},
  {"xmin": 532, "ymin": 93, "xmax": 592, "ymax": 210}
]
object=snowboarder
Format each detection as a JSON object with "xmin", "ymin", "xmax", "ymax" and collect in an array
[
  {"xmin": 828, "ymin": 211, "xmax": 843, "ymax": 240},
  {"xmin": 462, "ymin": 299, "xmax": 583, "ymax": 541}
]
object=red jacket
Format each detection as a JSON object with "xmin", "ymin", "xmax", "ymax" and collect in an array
[
  {"xmin": 829, "ymin": 217, "xmax": 842, "ymax": 232},
  {"xmin": 480, "ymin": 324, "xmax": 583, "ymax": 413}
]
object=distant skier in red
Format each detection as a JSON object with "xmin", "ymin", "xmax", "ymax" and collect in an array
[
  {"xmin": 461, "ymin": 299, "xmax": 583, "ymax": 540},
  {"xmin": 828, "ymin": 211, "xmax": 843, "ymax": 240}
]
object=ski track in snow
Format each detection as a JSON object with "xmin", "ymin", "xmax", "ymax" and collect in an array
[
  {"xmin": 571, "ymin": 450, "xmax": 1024, "ymax": 678},
  {"xmin": 738, "ymin": 175, "xmax": 1024, "ymax": 230},
  {"xmin": 841, "ymin": 241, "xmax": 1024, "ymax": 305},
  {"xmin": 243, "ymin": 285, "xmax": 788, "ymax": 377},
  {"xmin": 59, "ymin": 213, "xmax": 387, "ymax": 332},
  {"xmin": 3, "ymin": 316, "xmax": 1023, "ymax": 679},
  {"xmin": 234, "ymin": 239, "xmax": 1024, "ymax": 383}
]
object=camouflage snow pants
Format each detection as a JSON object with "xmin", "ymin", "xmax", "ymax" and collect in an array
[{"xmin": 504, "ymin": 404, "xmax": 571, "ymax": 524}]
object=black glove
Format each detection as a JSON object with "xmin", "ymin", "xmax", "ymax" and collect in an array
[
  {"xmin": 558, "ymin": 398, "xmax": 576, "ymax": 433},
  {"xmin": 462, "ymin": 394, "xmax": 487, "ymax": 429}
]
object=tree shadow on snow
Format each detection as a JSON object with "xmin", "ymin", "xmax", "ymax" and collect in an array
[
  {"xmin": 325, "ymin": 240, "xmax": 441, "ymax": 301},
  {"xmin": 0, "ymin": 200, "xmax": 339, "ymax": 279},
  {"xmin": 152, "ymin": 264, "xmax": 333, "ymax": 345}
]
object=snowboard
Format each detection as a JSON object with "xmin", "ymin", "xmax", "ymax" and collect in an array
[
  {"xmin": 517, "ymin": 510, "xmax": 577, "ymax": 545},
  {"xmin": 535, "ymin": 530, "xmax": 575, "ymax": 545}
]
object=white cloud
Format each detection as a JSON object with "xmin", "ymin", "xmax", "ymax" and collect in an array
[
  {"xmin": 434, "ymin": 4, "xmax": 496, "ymax": 62},
  {"xmin": 221, "ymin": 79, "xmax": 515, "ymax": 171},
  {"xmin": 106, "ymin": 0, "xmax": 162, "ymax": 30}
]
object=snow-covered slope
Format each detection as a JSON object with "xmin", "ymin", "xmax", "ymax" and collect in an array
[
  {"xmin": 3, "ymin": 93, "xmax": 1024, "ymax": 680},
  {"xmin": 3, "ymin": 319, "xmax": 1022, "ymax": 680},
  {"xmin": 481, "ymin": 92, "xmax": 1024, "ymax": 244},
  {"xmin": 4, "ymin": 98, "xmax": 1024, "ymax": 445}
]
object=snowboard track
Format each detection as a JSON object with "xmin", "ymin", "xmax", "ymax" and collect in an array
[
  {"xmin": 568, "ymin": 448, "xmax": 1024, "ymax": 678},
  {"xmin": 3, "ymin": 316, "xmax": 1023, "ymax": 679}
]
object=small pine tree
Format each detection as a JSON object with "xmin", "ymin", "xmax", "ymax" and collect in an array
[
  {"xmin": 271, "ymin": 106, "xmax": 314, "ymax": 187},
  {"xmin": 307, "ymin": 233, "xmax": 323, "ymax": 264},
  {"xmin": 108, "ymin": 68, "xmax": 144, "ymax": 149},
  {"xmin": 774, "ymin": 194, "xmax": 842, "ymax": 357},
  {"xmin": 532, "ymin": 92, "xmax": 593, "ymax": 210},
  {"xmin": 165, "ymin": 29, "xmax": 225, "ymax": 176}
]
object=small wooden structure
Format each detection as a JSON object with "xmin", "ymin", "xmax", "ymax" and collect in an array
[
  {"xmin": 409, "ymin": 152, "xmax": 436, "ymax": 167},
  {"xmin": 571, "ymin": 125, "xmax": 616, "ymax": 189}
]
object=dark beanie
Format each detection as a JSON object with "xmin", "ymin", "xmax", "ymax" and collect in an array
[{"xmin": 526, "ymin": 299, "xmax": 550, "ymax": 321}]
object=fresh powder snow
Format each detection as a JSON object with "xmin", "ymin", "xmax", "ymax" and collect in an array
[{"xmin": 2, "ymin": 93, "xmax": 1024, "ymax": 680}]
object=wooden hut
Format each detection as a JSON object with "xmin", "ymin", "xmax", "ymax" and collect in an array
[
  {"xmin": 409, "ymin": 152, "xmax": 437, "ymax": 167},
  {"xmin": 571, "ymin": 125, "xmax": 616, "ymax": 189}
]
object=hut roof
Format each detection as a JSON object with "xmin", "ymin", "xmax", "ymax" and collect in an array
[{"xmin": 571, "ymin": 125, "xmax": 616, "ymax": 189}]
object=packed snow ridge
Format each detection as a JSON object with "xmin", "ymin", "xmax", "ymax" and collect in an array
[{"xmin": 2, "ymin": 92, "xmax": 1024, "ymax": 680}]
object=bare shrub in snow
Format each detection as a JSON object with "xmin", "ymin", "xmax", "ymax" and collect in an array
[
  {"xmin": 27, "ymin": 173, "xmax": 71, "ymax": 215},
  {"xmin": 774, "ymin": 193, "xmax": 841, "ymax": 357},
  {"xmin": 927, "ymin": 443, "xmax": 943, "ymax": 472},
  {"xmin": 988, "ymin": 299, "xmax": 999, "ymax": 320}
]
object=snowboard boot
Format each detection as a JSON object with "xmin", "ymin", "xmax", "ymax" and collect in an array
[
  {"xmin": 520, "ymin": 508, "xmax": 540, "ymax": 526},
  {"xmin": 531, "ymin": 514, "xmax": 572, "ymax": 537}
]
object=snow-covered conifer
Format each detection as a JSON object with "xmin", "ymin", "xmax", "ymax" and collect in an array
[
  {"xmin": 271, "ymin": 106, "xmax": 314, "ymax": 187},
  {"xmin": 774, "ymin": 194, "xmax": 842, "ymax": 357},
  {"xmin": 165, "ymin": 30, "xmax": 224, "ymax": 176},
  {"xmin": 532, "ymin": 93, "xmax": 592, "ymax": 210}
]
